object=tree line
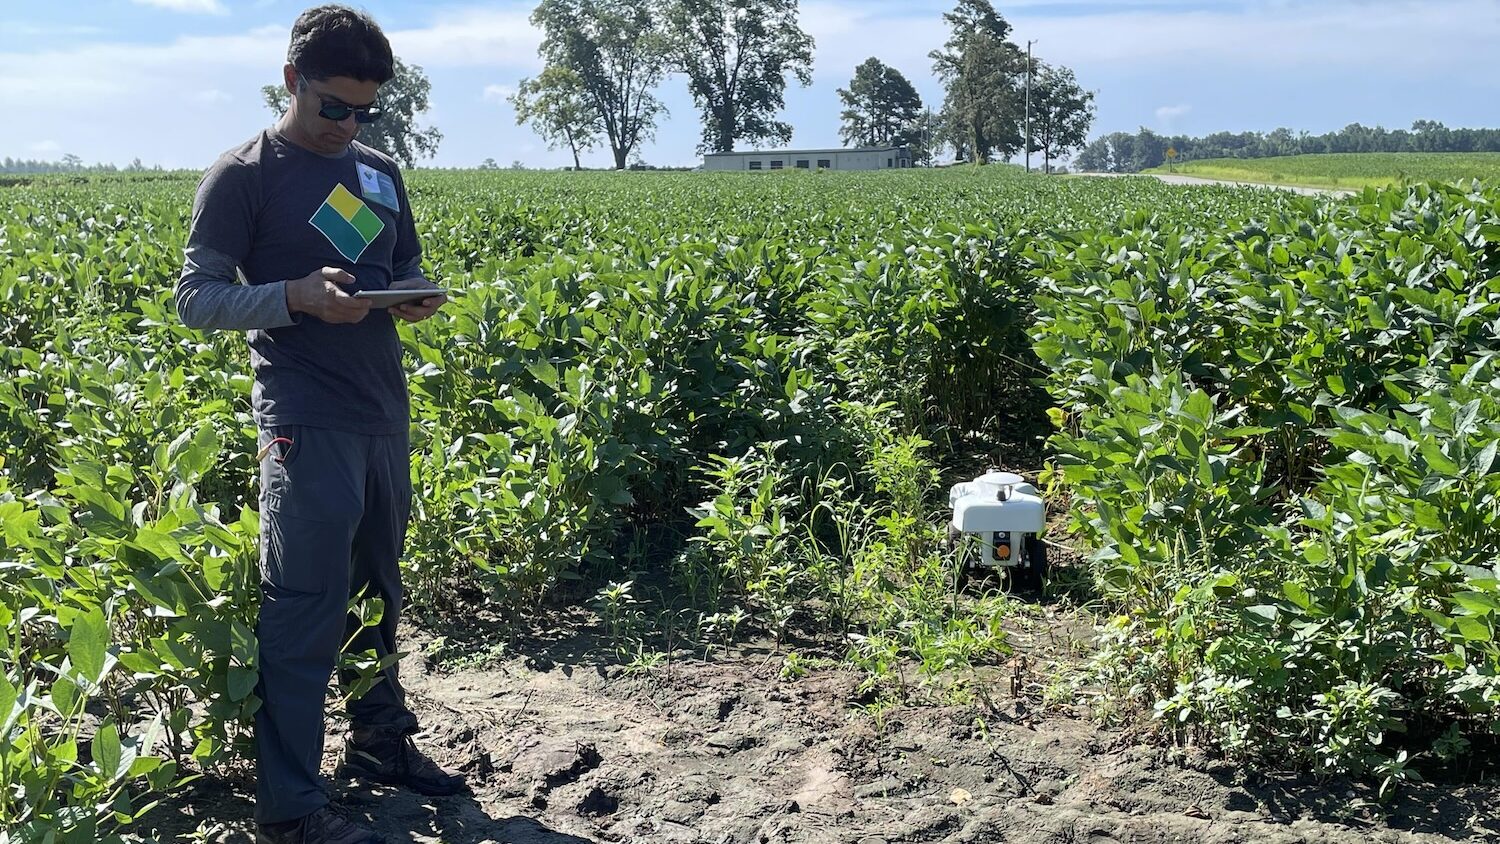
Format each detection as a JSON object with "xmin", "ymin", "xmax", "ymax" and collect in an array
[
  {"xmin": 1077, "ymin": 121, "xmax": 1500, "ymax": 173},
  {"xmin": 512, "ymin": 0, "xmax": 1095, "ymax": 168},
  {"xmin": 0, "ymin": 155, "xmax": 166, "ymax": 175}
]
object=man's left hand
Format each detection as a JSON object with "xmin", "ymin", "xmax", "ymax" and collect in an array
[{"xmin": 388, "ymin": 278, "xmax": 447, "ymax": 323}]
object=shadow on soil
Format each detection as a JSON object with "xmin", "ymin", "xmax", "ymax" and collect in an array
[
  {"xmin": 138, "ymin": 604, "xmax": 1500, "ymax": 844},
  {"xmin": 141, "ymin": 765, "xmax": 599, "ymax": 844}
]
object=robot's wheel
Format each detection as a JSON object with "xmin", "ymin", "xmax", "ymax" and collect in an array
[{"xmin": 1009, "ymin": 535, "xmax": 1049, "ymax": 593}]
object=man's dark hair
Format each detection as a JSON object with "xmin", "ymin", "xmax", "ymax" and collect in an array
[{"xmin": 287, "ymin": 4, "xmax": 394, "ymax": 83}]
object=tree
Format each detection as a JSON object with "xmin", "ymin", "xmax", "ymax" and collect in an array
[
  {"xmin": 1073, "ymin": 136, "xmax": 1109, "ymax": 172},
  {"xmin": 1073, "ymin": 122, "xmax": 1500, "ymax": 173},
  {"xmin": 510, "ymin": 66, "xmax": 602, "ymax": 170},
  {"xmin": 1130, "ymin": 127, "xmax": 1167, "ymax": 171},
  {"xmin": 532, "ymin": 0, "xmax": 670, "ymax": 170},
  {"xmin": 837, "ymin": 58, "xmax": 924, "ymax": 150},
  {"xmin": 262, "ymin": 56, "xmax": 442, "ymax": 166},
  {"xmin": 1026, "ymin": 63, "xmax": 1094, "ymax": 173},
  {"xmin": 930, "ymin": 0, "xmax": 1025, "ymax": 164},
  {"xmin": 661, "ymin": 0, "xmax": 814, "ymax": 153}
]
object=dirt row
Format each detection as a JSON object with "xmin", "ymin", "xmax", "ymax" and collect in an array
[{"xmin": 142, "ymin": 610, "xmax": 1500, "ymax": 844}]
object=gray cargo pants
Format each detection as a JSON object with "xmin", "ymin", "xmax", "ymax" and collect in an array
[{"xmin": 253, "ymin": 424, "xmax": 419, "ymax": 824}]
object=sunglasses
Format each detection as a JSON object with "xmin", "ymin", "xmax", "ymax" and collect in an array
[{"xmin": 297, "ymin": 73, "xmax": 384, "ymax": 124}]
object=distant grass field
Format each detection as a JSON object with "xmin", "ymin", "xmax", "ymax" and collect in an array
[{"xmin": 1145, "ymin": 152, "xmax": 1500, "ymax": 190}]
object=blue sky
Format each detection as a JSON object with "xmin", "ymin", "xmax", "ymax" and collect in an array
[{"xmin": 2, "ymin": 0, "xmax": 1497, "ymax": 169}]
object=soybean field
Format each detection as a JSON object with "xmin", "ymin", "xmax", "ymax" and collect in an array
[
  {"xmin": 1147, "ymin": 152, "xmax": 1500, "ymax": 190},
  {"xmin": 3, "ymin": 168, "xmax": 1500, "ymax": 843}
]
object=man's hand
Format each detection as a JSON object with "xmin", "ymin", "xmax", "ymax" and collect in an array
[
  {"xmin": 388, "ymin": 278, "xmax": 447, "ymax": 324},
  {"xmin": 286, "ymin": 267, "xmax": 372, "ymax": 324}
]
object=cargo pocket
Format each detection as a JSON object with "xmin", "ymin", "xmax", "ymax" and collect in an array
[
  {"xmin": 260, "ymin": 506, "xmax": 345, "ymax": 595},
  {"xmin": 258, "ymin": 425, "xmax": 303, "ymax": 506}
]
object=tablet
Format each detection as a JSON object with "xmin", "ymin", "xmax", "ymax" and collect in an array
[{"xmin": 352, "ymin": 288, "xmax": 449, "ymax": 307}]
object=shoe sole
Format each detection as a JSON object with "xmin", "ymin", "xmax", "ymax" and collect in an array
[
  {"xmin": 256, "ymin": 821, "xmax": 385, "ymax": 844},
  {"xmin": 337, "ymin": 763, "xmax": 468, "ymax": 798}
]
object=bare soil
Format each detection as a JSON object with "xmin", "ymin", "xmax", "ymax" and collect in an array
[{"xmin": 137, "ymin": 605, "xmax": 1500, "ymax": 844}]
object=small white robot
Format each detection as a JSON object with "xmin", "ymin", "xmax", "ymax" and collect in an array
[{"xmin": 948, "ymin": 470, "xmax": 1048, "ymax": 589}]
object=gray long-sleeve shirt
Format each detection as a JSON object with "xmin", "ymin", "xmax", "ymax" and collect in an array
[
  {"xmin": 177, "ymin": 129, "xmax": 424, "ymax": 435},
  {"xmin": 176, "ymin": 244, "xmax": 297, "ymax": 331},
  {"xmin": 176, "ymin": 244, "xmax": 423, "ymax": 331}
]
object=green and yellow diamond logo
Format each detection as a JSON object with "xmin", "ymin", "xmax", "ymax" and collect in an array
[{"xmin": 309, "ymin": 183, "xmax": 385, "ymax": 262}]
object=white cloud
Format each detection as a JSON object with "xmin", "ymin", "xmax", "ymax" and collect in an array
[
  {"xmin": 0, "ymin": 24, "xmax": 286, "ymax": 166},
  {"xmin": 131, "ymin": 0, "xmax": 228, "ymax": 14},
  {"xmin": 1156, "ymin": 104, "xmax": 1191, "ymax": 121},
  {"xmin": 0, "ymin": 23, "xmax": 103, "ymax": 37},
  {"xmin": 29, "ymin": 140, "xmax": 62, "ymax": 154},
  {"xmin": 0, "ymin": 5, "xmax": 545, "ymax": 168},
  {"xmin": 0, "ymin": 25, "xmax": 285, "ymax": 102},
  {"xmin": 1008, "ymin": 0, "xmax": 1500, "ymax": 68},
  {"xmin": 802, "ymin": 1, "xmax": 946, "ymax": 81},
  {"xmin": 389, "ymin": 8, "xmax": 542, "ymax": 70},
  {"xmin": 482, "ymin": 83, "xmax": 517, "ymax": 104}
]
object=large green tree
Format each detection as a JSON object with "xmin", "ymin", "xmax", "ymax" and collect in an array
[
  {"xmin": 662, "ymin": 0, "xmax": 814, "ymax": 153},
  {"xmin": 1027, "ymin": 63, "xmax": 1095, "ymax": 173},
  {"xmin": 532, "ymin": 0, "xmax": 670, "ymax": 169},
  {"xmin": 261, "ymin": 57, "xmax": 442, "ymax": 167},
  {"xmin": 837, "ymin": 58, "xmax": 924, "ymax": 151},
  {"xmin": 510, "ymin": 66, "xmax": 602, "ymax": 170},
  {"xmin": 929, "ymin": 0, "xmax": 1024, "ymax": 164}
]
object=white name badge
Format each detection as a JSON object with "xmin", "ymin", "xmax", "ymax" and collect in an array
[{"xmin": 356, "ymin": 162, "xmax": 401, "ymax": 212}]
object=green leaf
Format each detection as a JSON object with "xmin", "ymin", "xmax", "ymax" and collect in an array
[
  {"xmin": 230, "ymin": 620, "xmax": 257, "ymax": 664},
  {"xmin": 186, "ymin": 423, "xmax": 221, "ymax": 480},
  {"xmin": 1197, "ymin": 449, "xmax": 1214, "ymax": 487},
  {"xmin": 202, "ymin": 553, "xmax": 230, "ymax": 592},
  {"xmin": 126, "ymin": 575, "xmax": 187, "ymax": 617},
  {"xmin": 51, "ymin": 675, "xmax": 79, "ymax": 716},
  {"xmin": 1300, "ymin": 498, "xmax": 1328, "ymax": 523},
  {"xmin": 131, "ymin": 528, "xmax": 185, "ymax": 563},
  {"xmin": 67, "ymin": 607, "xmax": 110, "ymax": 686},
  {"xmin": 1453, "ymin": 591, "xmax": 1500, "ymax": 615},
  {"xmin": 0, "ymin": 672, "xmax": 20, "ymax": 735},
  {"xmin": 94, "ymin": 721, "xmax": 125, "ymax": 780},
  {"xmin": 1455, "ymin": 400, "xmax": 1482, "ymax": 436},
  {"xmin": 227, "ymin": 667, "xmax": 259, "ymax": 702},
  {"xmin": 1469, "ymin": 440, "xmax": 1497, "ymax": 477},
  {"xmin": 1419, "ymin": 440, "xmax": 1460, "ymax": 475},
  {"xmin": 1244, "ymin": 605, "xmax": 1279, "ymax": 624},
  {"xmin": 1455, "ymin": 616, "xmax": 1492, "ymax": 642},
  {"xmin": 1283, "ymin": 582, "xmax": 1311, "ymax": 610},
  {"xmin": 1183, "ymin": 390, "xmax": 1214, "ymax": 426}
]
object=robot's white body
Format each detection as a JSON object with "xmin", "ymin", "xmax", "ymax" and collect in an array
[{"xmin": 948, "ymin": 471, "xmax": 1047, "ymax": 584}]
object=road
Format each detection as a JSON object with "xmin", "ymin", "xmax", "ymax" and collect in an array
[{"xmin": 1087, "ymin": 171, "xmax": 1357, "ymax": 198}]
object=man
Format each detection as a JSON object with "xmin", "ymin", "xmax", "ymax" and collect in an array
[{"xmin": 176, "ymin": 6, "xmax": 462, "ymax": 843}]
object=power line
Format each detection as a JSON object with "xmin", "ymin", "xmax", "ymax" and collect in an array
[{"xmin": 1024, "ymin": 39, "xmax": 1037, "ymax": 173}]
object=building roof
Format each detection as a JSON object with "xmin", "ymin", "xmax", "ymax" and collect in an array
[{"xmin": 703, "ymin": 146, "xmax": 909, "ymax": 157}]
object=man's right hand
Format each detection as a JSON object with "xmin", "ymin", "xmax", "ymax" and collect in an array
[{"xmin": 285, "ymin": 267, "xmax": 372, "ymax": 324}]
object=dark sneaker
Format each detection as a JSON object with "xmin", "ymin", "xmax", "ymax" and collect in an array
[
  {"xmin": 256, "ymin": 805, "xmax": 383, "ymax": 844},
  {"xmin": 339, "ymin": 727, "xmax": 466, "ymax": 797}
]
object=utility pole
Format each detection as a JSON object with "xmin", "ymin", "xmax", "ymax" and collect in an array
[{"xmin": 1024, "ymin": 39, "xmax": 1036, "ymax": 173}]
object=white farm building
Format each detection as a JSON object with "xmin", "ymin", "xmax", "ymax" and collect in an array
[{"xmin": 702, "ymin": 146, "xmax": 914, "ymax": 172}]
